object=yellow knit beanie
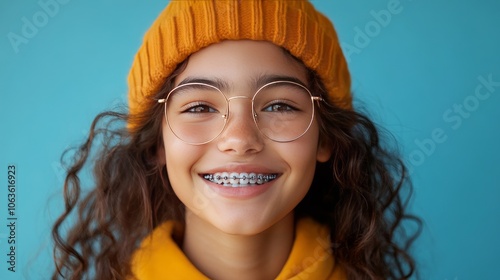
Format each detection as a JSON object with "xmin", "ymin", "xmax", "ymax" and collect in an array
[{"xmin": 128, "ymin": 0, "xmax": 351, "ymax": 131}]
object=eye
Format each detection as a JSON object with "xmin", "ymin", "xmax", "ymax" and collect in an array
[
  {"xmin": 262, "ymin": 101, "xmax": 298, "ymax": 112},
  {"xmin": 183, "ymin": 103, "xmax": 218, "ymax": 113}
]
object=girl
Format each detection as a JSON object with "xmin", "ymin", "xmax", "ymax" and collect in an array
[{"xmin": 52, "ymin": 1, "xmax": 421, "ymax": 279}]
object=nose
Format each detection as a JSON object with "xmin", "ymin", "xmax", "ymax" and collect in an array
[{"xmin": 216, "ymin": 97, "xmax": 264, "ymax": 156}]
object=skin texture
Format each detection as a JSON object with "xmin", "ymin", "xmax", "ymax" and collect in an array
[{"xmin": 159, "ymin": 40, "xmax": 332, "ymax": 280}]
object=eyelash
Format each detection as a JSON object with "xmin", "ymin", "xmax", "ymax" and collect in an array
[
  {"xmin": 262, "ymin": 100, "xmax": 299, "ymax": 112},
  {"xmin": 183, "ymin": 102, "xmax": 218, "ymax": 113}
]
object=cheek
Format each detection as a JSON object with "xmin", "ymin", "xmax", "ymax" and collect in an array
[
  {"xmin": 280, "ymin": 125, "xmax": 321, "ymax": 185},
  {"xmin": 294, "ymin": 124, "xmax": 322, "ymax": 164},
  {"xmin": 288, "ymin": 143, "xmax": 319, "ymax": 184},
  {"xmin": 162, "ymin": 128, "xmax": 198, "ymax": 193}
]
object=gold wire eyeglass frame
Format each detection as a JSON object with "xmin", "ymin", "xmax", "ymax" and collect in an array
[{"xmin": 157, "ymin": 80, "xmax": 323, "ymax": 145}]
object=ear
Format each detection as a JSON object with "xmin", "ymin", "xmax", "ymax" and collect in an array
[{"xmin": 316, "ymin": 140, "xmax": 332, "ymax": 163}]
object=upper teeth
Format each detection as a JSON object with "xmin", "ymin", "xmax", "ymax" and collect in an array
[{"xmin": 203, "ymin": 172, "xmax": 277, "ymax": 186}]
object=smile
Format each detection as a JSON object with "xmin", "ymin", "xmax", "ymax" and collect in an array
[{"xmin": 202, "ymin": 172, "xmax": 278, "ymax": 187}]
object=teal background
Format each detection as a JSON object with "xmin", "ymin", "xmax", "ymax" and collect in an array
[{"xmin": 0, "ymin": 0, "xmax": 499, "ymax": 279}]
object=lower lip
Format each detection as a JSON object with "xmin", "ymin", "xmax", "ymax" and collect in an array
[{"xmin": 204, "ymin": 180, "xmax": 275, "ymax": 199}]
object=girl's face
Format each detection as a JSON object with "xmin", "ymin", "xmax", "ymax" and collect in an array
[{"xmin": 161, "ymin": 40, "xmax": 331, "ymax": 235}]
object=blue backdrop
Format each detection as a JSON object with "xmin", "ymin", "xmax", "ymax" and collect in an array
[{"xmin": 1, "ymin": 0, "xmax": 499, "ymax": 279}]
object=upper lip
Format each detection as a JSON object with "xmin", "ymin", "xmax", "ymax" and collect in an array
[{"xmin": 200, "ymin": 164, "xmax": 280, "ymax": 175}]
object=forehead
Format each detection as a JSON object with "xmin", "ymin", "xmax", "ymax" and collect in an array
[{"xmin": 174, "ymin": 40, "xmax": 309, "ymax": 89}]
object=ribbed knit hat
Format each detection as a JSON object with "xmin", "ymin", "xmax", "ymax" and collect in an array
[{"xmin": 128, "ymin": 0, "xmax": 351, "ymax": 131}]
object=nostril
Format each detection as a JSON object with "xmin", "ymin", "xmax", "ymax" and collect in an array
[{"xmin": 216, "ymin": 120, "xmax": 264, "ymax": 155}]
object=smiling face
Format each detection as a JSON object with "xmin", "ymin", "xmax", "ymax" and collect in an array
[{"xmin": 160, "ymin": 40, "xmax": 331, "ymax": 235}]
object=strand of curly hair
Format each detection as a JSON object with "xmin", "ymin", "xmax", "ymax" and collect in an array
[{"xmin": 297, "ymin": 69, "xmax": 422, "ymax": 279}]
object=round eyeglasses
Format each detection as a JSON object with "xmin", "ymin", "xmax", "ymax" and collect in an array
[{"xmin": 157, "ymin": 80, "xmax": 323, "ymax": 145}]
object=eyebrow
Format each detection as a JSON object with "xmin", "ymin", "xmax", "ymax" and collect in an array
[
  {"xmin": 177, "ymin": 77, "xmax": 230, "ymax": 91},
  {"xmin": 253, "ymin": 74, "xmax": 308, "ymax": 89},
  {"xmin": 177, "ymin": 74, "xmax": 308, "ymax": 92}
]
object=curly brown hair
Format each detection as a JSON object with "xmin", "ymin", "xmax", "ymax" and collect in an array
[{"xmin": 52, "ymin": 58, "xmax": 421, "ymax": 279}]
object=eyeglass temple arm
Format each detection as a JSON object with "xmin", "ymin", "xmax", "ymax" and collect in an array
[{"xmin": 312, "ymin": 96, "xmax": 324, "ymax": 109}]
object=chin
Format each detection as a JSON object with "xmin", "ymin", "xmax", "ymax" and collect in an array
[{"xmin": 209, "ymin": 209, "xmax": 293, "ymax": 237}]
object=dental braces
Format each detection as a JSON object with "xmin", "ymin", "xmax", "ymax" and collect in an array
[{"xmin": 203, "ymin": 173, "xmax": 277, "ymax": 184}]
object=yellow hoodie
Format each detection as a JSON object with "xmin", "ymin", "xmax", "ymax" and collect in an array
[{"xmin": 132, "ymin": 218, "xmax": 346, "ymax": 279}]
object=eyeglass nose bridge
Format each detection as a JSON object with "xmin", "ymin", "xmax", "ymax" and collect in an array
[{"xmin": 221, "ymin": 94, "xmax": 259, "ymax": 125}]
